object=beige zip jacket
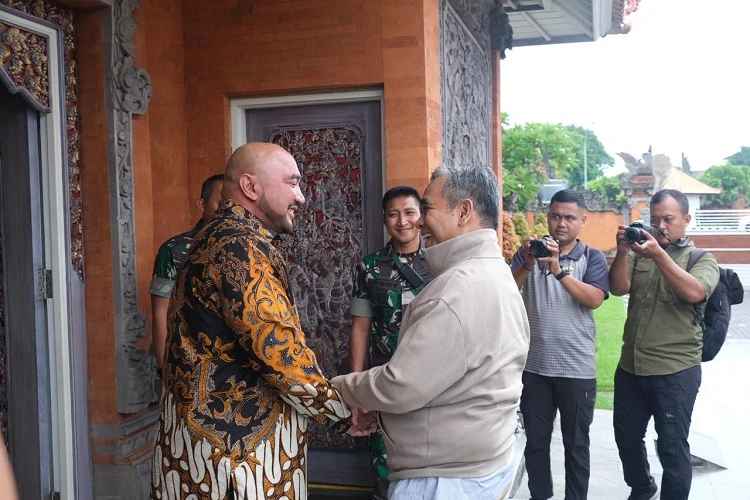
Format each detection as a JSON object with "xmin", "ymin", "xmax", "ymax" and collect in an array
[{"xmin": 333, "ymin": 229, "xmax": 530, "ymax": 481}]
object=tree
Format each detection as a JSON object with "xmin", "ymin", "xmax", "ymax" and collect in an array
[
  {"xmin": 587, "ymin": 173, "xmax": 627, "ymax": 205},
  {"xmin": 699, "ymin": 163, "xmax": 750, "ymax": 209},
  {"xmin": 725, "ymin": 146, "xmax": 750, "ymax": 166},
  {"xmin": 501, "ymin": 120, "xmax": 613, "ymax": 211},
  {"xmin": 563, "ymin": 125, "xmax": 614, "ymax": 188},
  {"xmin": 501, "ymin": 212, "xmax": 520, "ymax": 263}
]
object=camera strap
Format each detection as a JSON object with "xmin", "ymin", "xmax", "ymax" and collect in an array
[{"xmin": 392, "ymin": 257, "xmax": 425, "ymax": 289}]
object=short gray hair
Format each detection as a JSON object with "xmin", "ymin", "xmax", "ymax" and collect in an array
[{"xmin": 430, "ymin": 165, "xmax": 500, "ymax": 229}]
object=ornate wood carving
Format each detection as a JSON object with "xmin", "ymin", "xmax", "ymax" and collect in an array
[
  {"xmin": 270, "ymin": 126, "xmax": 366, "ymax": 450},
  {"xmin": 489, "ymin": 1, "xmax": 513, "ymax": 58},
  {"xmin": 104, "ymin": 0, "xmax": 157, "ymax": 413},
  {"xmin": 446, "ymin": 0, "xmax": 490, "ymax": 42},
  {"xmin": 441, "ymin": 0, "xmax": 491, "ymax": 168},
  {"xmin": 0, "ymin": 21, "xmax": 49, "ymax": 110},
  {"xmin": 1, "ymin": 0, "xmax": 85, "ymax": 280}
]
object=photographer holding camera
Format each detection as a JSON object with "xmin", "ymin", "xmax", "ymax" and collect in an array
[
  {"xmin": 511, "ymin": 190, "xmax": 609, "ymax": 500},
  {"xmin": 609, "ymin": 189, "xmax": 719, "ymax": 500}
]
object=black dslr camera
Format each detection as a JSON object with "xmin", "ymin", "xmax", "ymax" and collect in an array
[
  {"xmin": 624, "ymin": 221, "xmax": 654, "ymax": 244},
  {"xmin": 529, "ymin": 236, "xmax": 557, "ymax": 258}
]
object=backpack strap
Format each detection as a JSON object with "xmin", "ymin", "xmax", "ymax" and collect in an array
[
  {"xmin": 686, "ymin": 248, "xmax": 708, "ymax": 272},
  {"xmin": 686, "ymin": 248, "xmax": 709, "ymax": 327}
]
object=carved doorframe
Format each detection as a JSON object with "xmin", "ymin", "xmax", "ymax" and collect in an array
[
  {"xmin": 0, "ymin": 3, "xmax": 87, "ymax": 498},
  {"xmin": 2, "ymin": 0, "xmax": 159, "ymax": 496},
  {"xmin": 100, "ymin": 0, "xmax": 159, "ymax": 414}
]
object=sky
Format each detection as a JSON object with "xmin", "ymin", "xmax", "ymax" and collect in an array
[{"xmin": 500, "ymin": 0, "xmax": 750, "ymax": 175}]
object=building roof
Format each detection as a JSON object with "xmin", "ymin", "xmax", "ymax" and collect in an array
[
  {"xmin": 506, "ymin": 0, "xmax": 642, "ymax": 47},
  {"xmin": 663, "ymin": 167, "xmax": 722, "ymax": 195},
  {"xmin": 610, "ymin": 0, "xmax": 643, "ymax": 34}
]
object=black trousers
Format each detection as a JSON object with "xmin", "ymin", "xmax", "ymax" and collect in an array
[
  {"xmin": 613, "ymin": 365, "xmax": 701, "ymax": 500},
  {"xmin": 520, "ymin": 371, "xmax": 596, "ymax": 500}
]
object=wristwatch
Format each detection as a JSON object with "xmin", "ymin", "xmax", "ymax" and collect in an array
[{"xmin": 555, "ymin": 268, "xmax": 569, "ymax": 281}]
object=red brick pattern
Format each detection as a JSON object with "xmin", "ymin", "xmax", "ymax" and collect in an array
[
  {"xmin": 182, "ymin": 0, "xmax": 442, "ymax": 213},
  {"xmin": 76, "ymin": 9, "xmax": 118, "ymax": 426},
  {"xmin": 691, "ymin": 234, "xmax": 750, "ymax": 264},
  {"xmin": 77, "ymin": 0, "xmax": 446, "ymax": 432}
]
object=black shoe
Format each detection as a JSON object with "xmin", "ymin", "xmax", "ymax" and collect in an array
[{"xmin": 627, "ymin": 479, "xmax": 658, "ymax": 500}]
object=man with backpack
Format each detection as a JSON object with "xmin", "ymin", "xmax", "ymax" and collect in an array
[{"xmin": 609, "ymin": 189, "xmax": 720, "ymax": 500}]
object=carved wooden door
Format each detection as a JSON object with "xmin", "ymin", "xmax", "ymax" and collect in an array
[
  {"xmin": 0, "ymin": 85, "xmax": 54, "ymax": 498},
  {"xmin": 246, "ymin": 101, "xmax": 382, "ymax": 488}
]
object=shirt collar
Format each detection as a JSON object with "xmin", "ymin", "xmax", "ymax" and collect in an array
[
  {"xmin": 219, "ymin": 198, "xmax": 279, "ymax": 241},
  {"xmin": 670, "ymin": 237, "xmax": 691, "ymax": 248},
  {"xmin": 375, "ymin": 239, "xmax": 425, "ymax": 261},
  {"xmin": 560, "ymin": 239, "xmax": 586, "ymax": 260}
]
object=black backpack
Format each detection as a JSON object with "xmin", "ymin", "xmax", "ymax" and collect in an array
[{"xmin": 687, "ymin": 249, "xmax": 745, "ymax": 361}]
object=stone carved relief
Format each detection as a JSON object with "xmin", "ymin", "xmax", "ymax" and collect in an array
[
  {"xmin": 1, "ymin": 0, "xmax": 85, "ymax": 280},
  {"xmin": 447, "ymin": 0, "xmax": 490, "ymax": 43},
  {"xmin": 441, "ymin": 0, "xmax": 491, "ymax": 168},
  {"xmin": 579, "ymin": 189, "xmax": 625, "ymax": 214},
  {"xmin": 106, "ymin": 0, "xmax": 157, "ymax": 413},
  {"xmin": 270, "ymin": 127, "xmax": 365, "ymax": 450},
  {"xmin": 0, "ymin": 21, "xmax": 49, "ymax": 110}
]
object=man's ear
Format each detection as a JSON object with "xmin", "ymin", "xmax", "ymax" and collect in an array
[
  {"xmin": 457, "ymin": 198, "xmax": 474, "ymax": 225},
  {"xmin": 196, "ymin": 198, "xmax": 206, "ymax": 215},
  {"xmin": 239, "ymin": 173, "xmax": 259, "ymax": 201},
  {"xmin": 684, "ymin": 213, "xmax": 692, "ymax": 227},
  {"xmin": 581, "ymin": 213, "xmax": 587, "ymax": 227}
]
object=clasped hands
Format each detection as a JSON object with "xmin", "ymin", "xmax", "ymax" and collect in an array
[{"xmin": 347, "ymin": 406, "xmax": 378, "ymax": 437}]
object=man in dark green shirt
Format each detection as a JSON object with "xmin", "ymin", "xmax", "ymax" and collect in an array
[
  {"xmin": 609, "ymin": 189, "xmax": 719, "ymax": 500},
  {"xmin": 149, "ymin": 174, "xmax": 223, "ymax": 369}
]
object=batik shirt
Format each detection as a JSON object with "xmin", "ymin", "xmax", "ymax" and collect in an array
[
  {"xmin": 148, "ymin": 220, "xmax": 203, "ymax": 298},
  {"xmin": 151, "ymin": 199, "xmax": 351, "ymax": 500},
  {"xmin": 350, "ymin": 241, "xmax": 432, "ymax": 368}
]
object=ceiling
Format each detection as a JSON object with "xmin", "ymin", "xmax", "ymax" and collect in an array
[{"xmin": 505, "ymin": 0, "xmax": 637, "ymax": 47}]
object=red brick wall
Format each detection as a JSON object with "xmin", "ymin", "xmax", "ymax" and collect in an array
[
  {"xmin": 76, "ymin": 0, "xmax": 191, "ymax": 427},
  {"xmin": 579, "ymin": 210, "xmax": 622, "ymax": 254},
  {"xmin": 690, "ymin": 234, "xmax": 750, "ymax": 264},
  {"xmin": 77, "ymin": 8, "xmax": 118, "ymax": 426},
  {"xmin": 181, "ymin": 0, "xmax": 442, "ymax": 221},
  {"xmin": 131, "ymin": 0, "xmax": 191, "ymax": 324},
  {"xmin": 77, "ymin": 0, "xmax": 445, "ymax": 427}
]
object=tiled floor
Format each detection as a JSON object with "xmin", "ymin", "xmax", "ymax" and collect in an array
[{"xmin": 727, "ymin": 290, "xmax": 749, "ymax": 339}]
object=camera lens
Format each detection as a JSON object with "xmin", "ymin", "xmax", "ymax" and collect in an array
[
  {"xmin": 624, "ymin": 227, "xmax": 645, "ymax": 244},
  {"xmin": 529, "ymin": 239, "xmax": 551, "ymax": 258}
]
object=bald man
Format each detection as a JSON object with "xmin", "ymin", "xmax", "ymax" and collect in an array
[{"xmin": 151, "ymin": 143, "xmax": 363, "ymax": 499}]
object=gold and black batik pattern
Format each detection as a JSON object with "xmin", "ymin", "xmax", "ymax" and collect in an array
[{"xmin": 151, "ymin": 199, "xmax": 351, "ymax": 500}]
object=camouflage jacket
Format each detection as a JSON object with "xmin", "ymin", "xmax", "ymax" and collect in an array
[
  {"xmin": 350, "ymin": 241, "xmax": 433, "ymax": 367},
  {"xmin": 148, "ymin": 220, "xmax": 202, "ymax": 298}
]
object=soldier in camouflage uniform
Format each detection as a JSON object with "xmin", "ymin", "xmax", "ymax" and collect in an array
[
  {"xmin": 348, "ymin": 186, "xmax": 433, "ymax": 500},
  {"xmin": 149, "ymin": 174, "xmax": 224, "ymax": 370}
]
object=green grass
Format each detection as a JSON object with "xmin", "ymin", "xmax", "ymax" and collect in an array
[{"xmin": 594, "ymin": 295, "xmax": 626, "ymax": 410}]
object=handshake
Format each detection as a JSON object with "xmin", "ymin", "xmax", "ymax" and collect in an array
[{"xmin": 347, "ymin": 406, "xmax": 379, "ymax": 437}]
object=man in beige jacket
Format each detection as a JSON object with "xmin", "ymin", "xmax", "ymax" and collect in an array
[{"xmin": 332, "ymin": 165, "xmax": 530, "ymax": 500}]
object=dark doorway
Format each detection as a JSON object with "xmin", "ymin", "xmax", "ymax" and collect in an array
[
  {"xmin": 246, "ymin": 100, "xmax": 383, "ymax": 491},
  {"xmin": 0, "ymin": 83, "xmax": 53, "ymax": 498}
]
